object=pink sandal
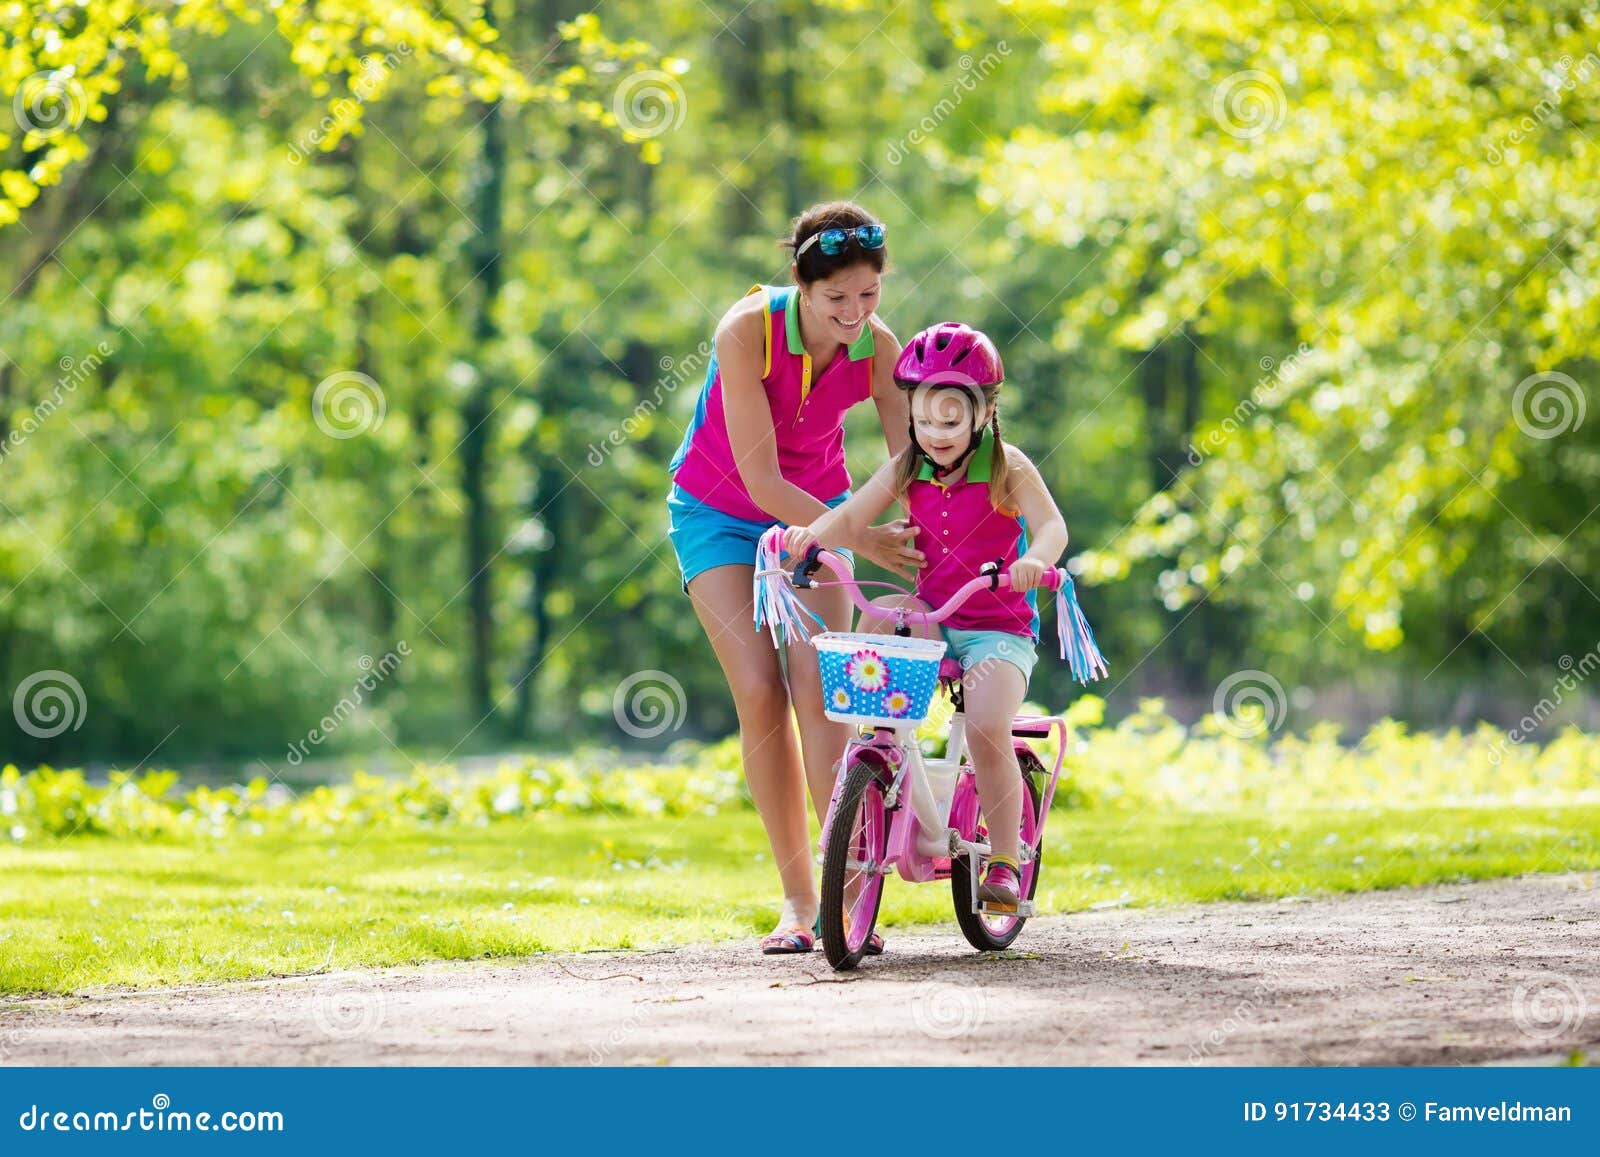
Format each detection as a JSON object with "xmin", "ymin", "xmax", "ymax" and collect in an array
[
  {"xmin": 759, "ymin": 926, "xmax": 815, "ymax": 955},
  {"xmin": 839, "ymin": 912, "xmax": 885, "ymax": 955}
]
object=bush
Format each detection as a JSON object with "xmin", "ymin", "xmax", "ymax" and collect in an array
[{"xmin": 4, "ymin": 705, "xmax": 1595, "ymax": 845}]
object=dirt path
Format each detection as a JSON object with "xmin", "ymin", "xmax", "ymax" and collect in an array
[{"xmin": 4, "ymin": 873, "xmax": 1596, "ymax": 1066}]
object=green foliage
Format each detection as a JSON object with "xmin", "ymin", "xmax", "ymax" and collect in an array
[
  {"xmin": 6, "ymin": 712, "xmax": 1597, "ymax": 845},
  {"xmin": 978, "ymin": 0, "xmax": 1600, "ymax": 651},
  {"xmin": 1, "ymin": 738, "xmax": 747, "ymax": 841},
  {"xmin": 1, "ymin": 1, "xmax": 1595, "ymax": 764}
]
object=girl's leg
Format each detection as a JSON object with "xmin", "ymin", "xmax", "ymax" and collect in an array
[
  {"xmin": 688, "ymin": 564, "xmax": 815, "ymax": 931},
  {"xmin": 961, "ymin": 656, "xmax": 1029, "ymax": 864},
  {"xmin": 785, "ymin": 582, "xmax": 855, "ymax": 826}
]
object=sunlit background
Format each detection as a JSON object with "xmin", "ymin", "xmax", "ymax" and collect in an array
[{"xmin": 3, "ymin": 1, "xmax": 1597, "ymax": 772}]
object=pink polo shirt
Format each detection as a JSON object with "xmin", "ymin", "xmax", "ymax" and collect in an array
[
  {"xmin": 906, "ymin": 428, "xmax": 1038, "ymax": 638},
  {"xmin": 669, "ymin": 284, "xmax": 876, "ymax": 523}
]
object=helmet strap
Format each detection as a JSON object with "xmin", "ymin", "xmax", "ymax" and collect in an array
[{"xmin": 909, "ymin": 415, "xmax": 985, "ymax": 480}]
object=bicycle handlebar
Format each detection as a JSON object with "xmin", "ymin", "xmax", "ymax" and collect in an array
[
  {"xmin": 773, "ymin": 531, "xmax": 1064, "ymax": 628},
  {"xmin": 752, "ymin": 525, "xmax": 1108, "ymax": 685}
]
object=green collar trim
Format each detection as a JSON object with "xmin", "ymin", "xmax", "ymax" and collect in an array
[
  {"xmin": 784, "ymin": 288, "xmax": 875, "ymax": 361},
  {"xmin": 916, "ymin": 426, "xmax": 994, "ymax": 485}
]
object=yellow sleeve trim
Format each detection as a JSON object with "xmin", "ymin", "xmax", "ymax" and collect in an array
[{"xmin": 745, "ymin": 284, "xmax": 773, "ymax": 379}]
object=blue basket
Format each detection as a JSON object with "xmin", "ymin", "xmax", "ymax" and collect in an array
[{"xmin": 812, "ymin": 631, "xmax": 948, "ymax": 728}]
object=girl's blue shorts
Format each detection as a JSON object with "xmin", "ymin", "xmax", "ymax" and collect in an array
[{"xmin": 667, "ymin": 484, "xmax": 854, "ymax": 592}]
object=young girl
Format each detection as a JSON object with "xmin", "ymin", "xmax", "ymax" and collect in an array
[{"xmin": 783, "ymin": 322, "xmax": 1074, "ymax": 911}]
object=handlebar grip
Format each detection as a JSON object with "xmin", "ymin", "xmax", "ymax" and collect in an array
[{"xmin": 1042, "ymin": 567, "xmax": 1065, "ymax": 592}]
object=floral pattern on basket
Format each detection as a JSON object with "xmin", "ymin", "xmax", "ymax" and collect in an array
[
  {"xmin": 814, "ymin": 632, "xmax": 947, "ymax": 727},
  {"xmin": 845, "ymin": 649, "xmax": 889, "ymax": 692}
]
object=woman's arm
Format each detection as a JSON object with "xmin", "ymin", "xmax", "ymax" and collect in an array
[
  {"xmin": 868, "ymin": 318, "xmax": 910, "ymax": 457},
  {"xmin": 717, "ymin": 301, "xmax": 836, "ymax": 527},
  {"xmin": 720, "ymin": 300, "xmax": 922, "ymax": 575},
  {"xmin": 1004, "ymin": 448, "xmax": 1070, "ymax": 593},
  {"xmin": 781, "ymin": 461, "xmax": 900, "ymax": 560}
]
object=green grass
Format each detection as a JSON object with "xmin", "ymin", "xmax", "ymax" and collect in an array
[{"xmin": 3, "ymin": 803, "xmax": 1596, "ymax": 995}]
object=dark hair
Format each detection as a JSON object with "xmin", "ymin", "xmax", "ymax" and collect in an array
[{"xmin": 781, "ymin": 200, "xmax": 887, "ymax": 284}]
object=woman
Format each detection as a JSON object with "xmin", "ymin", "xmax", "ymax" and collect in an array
[{"xmin": 667, "ymin": 201, "xmax": 923, "ymax": 954}]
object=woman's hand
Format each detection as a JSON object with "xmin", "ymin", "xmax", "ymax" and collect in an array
[
  {"xmin": 1009, "ymin": 556, "xmax": 1047, "ymax": 593},
  {"xmin": 856, "ymin": 519, "xmax": 925, "ymax": 579}
]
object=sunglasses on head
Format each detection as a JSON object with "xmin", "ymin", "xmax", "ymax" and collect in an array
[{"xmin": 795, "ymin": 223, "xmax": 886, "ymax": 259}]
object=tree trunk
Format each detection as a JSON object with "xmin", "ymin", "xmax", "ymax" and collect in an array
[
  {"xmin": 776, "ymin": 2, "xmax": 802, "ymax": 212},
  {"xmin": 461, "ymin": 96, "xmax": 506, "ymax": 725},
  {"xmin": 1137, "ymin": 339, "xmax": 1173, "ymax": 492}
]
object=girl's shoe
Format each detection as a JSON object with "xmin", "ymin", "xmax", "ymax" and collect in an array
[
  {"xmin": 835, "ymin": 911, "xmax": 884, "ymax": 955},
  {"xmin": 977, "ymin": 859, "xmax": 1022, "ymax": 912}
]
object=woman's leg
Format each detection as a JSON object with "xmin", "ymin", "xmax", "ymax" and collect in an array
[
  {"xmin": 961, "ymin": 656, "xmax": 1029, "ymax": 864},
  {"xmin": 784, "ymin": 582, "xmax": 855, "ymax": 826},
  {"xmin": 688, "ymin": 564, "xmax": 816, "ymax": 931}
]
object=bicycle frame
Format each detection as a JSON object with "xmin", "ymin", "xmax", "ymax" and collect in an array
[
  {"xmin": 753, "ymin": 528, "xmax": 1105, "ymax": 924},
  {"xmin": 820, "ymin": 709, "xmax": 1071, "ymax": 908},
  {"xmin": 791, "ymin": 544, "xmax": 1075, "ymax": 913}
]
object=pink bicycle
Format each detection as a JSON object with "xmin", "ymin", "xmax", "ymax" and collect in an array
[{"xmin": 754, "ymin": 527, "xmax": 1108, "ymax": 970}]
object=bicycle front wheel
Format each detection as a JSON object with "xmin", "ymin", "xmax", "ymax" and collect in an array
[{"xmin": 820, "ymin": 760, "xmax": 890, "ymax": 971}]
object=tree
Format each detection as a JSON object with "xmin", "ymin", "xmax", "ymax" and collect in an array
[{"xmin": 978, "ymin": 0, "xmax": 1600, "ymax": 657}]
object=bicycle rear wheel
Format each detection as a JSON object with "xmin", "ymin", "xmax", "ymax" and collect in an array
[
  {"xmin": 820, "ymin": 760, "xmax": 890, "ymax": 971},
  {"xmin": 951, "ymin": 749, "xmax": 1044, "ymax": 951}
]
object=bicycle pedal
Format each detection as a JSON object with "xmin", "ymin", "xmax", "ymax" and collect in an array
[{"xmin": 977, "ymin": 900, "xmax": 1036, "ymax": 917}]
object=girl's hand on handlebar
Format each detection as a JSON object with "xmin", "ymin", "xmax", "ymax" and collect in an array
[
  {"xmin": 858, "ymin": 519, "xmax": 924, "ymax": 580},
  {"xmin": 782, "ymin": 524, "xmax": 818, "ymax": 559},
  {"xmin": 1009, "ymin": 556, "xmax": 1048, "ymax": 593}
]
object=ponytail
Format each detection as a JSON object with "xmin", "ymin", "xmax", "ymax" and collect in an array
[{"xmin": 987, "ymin": 401, "xmax": 1014, "ymax": 514}]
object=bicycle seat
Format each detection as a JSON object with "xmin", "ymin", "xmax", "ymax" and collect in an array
[
  {"xmin": 938, "ymin": 658, "xmax": 964, "ymax": 681},
  {"xmin": 1010, "ymin": 716, "xmax": 1055, "ymax": 737}
]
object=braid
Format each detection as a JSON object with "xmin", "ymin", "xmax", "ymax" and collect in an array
[{"xmin": 987, "ymin": 400, "xmax": 1014, "ymax": 512}]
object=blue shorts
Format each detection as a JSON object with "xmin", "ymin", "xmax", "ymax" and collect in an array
[
  {"xmin": 943, "ymin": 627, "xmax": 1038, "ymax": 683},
  {"xmin": 667, "ymin": 485, "xmax": 855, "ymax": 592}
]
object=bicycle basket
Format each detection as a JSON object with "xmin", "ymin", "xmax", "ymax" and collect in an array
[{"xmin": 812, "ymin": 631, "xmax": 948, "ymax": 728}]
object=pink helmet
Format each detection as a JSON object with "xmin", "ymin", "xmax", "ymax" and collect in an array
[{"xmin": 893, "ymin": 322, "xmax": 1004, "ymax": 388}]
